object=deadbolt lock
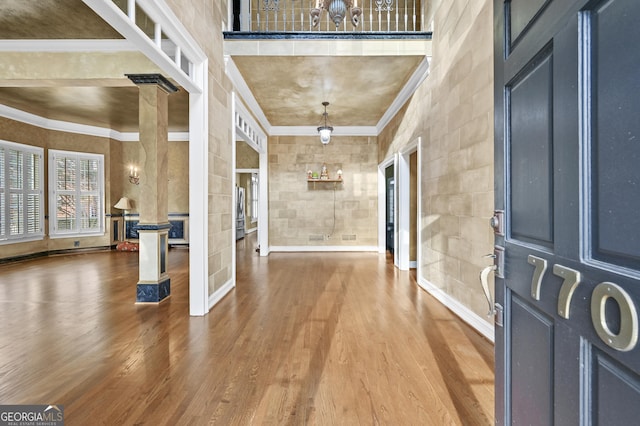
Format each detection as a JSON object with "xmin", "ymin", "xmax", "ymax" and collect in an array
[{"xmin": 490, "ymin": 210, "xmax": 505, "ymax": 236}]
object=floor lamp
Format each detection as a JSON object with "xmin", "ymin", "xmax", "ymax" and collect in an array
[{"xmin": 114, "ymin": 197, "xmax": 134, "ymax": 241}]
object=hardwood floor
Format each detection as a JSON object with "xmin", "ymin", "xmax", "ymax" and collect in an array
[{"xmin": 0, "ymin": 234, "xmax": 494, "ymax": 425}]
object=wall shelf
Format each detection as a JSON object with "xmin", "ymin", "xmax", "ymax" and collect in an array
[{"xmin": 307, "ymin": 178, "xmax": 343, "ymax": 189}]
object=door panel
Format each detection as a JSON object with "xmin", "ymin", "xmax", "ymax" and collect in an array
[
  {"xmin": 508, "ymin": 48, "xmax": 554, "ymax": 247},
  {"xmin": 509, "ymin": 0, "xmax": 550, "ymax": 47},
  {"xmin": 510, "ymin": 296, "xmax": 554, "ymax": 424},
  {"xmin": 495, "ymin": 0, "xmax": 640, "ymax": 424},
  {"xmin": 591, "ymin": 0, "xmax": 640, "ymax": 268},
  {"xmin": 592, "ymin": 347, "xmax": 640, "ymax": 424}
]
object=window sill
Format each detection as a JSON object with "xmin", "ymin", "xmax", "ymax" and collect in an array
[
  {"xmin": 0, "ymin": 235, "xmax": 45, "ymax": 245},
  {"xmin": 49, "ymin": 232, "xmax": 106, "ymax": 240}
]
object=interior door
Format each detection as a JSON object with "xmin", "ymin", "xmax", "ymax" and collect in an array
[{"xmin": 494, "ymin": 0, "xmax": 640, "ymax": 424}]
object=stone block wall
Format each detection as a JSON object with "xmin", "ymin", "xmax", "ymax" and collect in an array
[
  {"xmin": 269, "ymin": 135, "xmax": 378, "ymax": 248},
  {"xmin": 166, "ymin": 0, "xmax": 234, "ymax": 294},
  {"xmin": 378, "ymin": 0, "xmax": 495, "ymax": 321}
]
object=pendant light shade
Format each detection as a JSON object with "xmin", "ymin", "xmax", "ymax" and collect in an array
[{"xmin": 317, "ymin": 101, "xmax": 334, "ymax": 145}]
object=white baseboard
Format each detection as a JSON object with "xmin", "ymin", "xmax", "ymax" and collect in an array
[
  {"xmin": 270, "ymin": 245, "xmax": 379, "ymax": 252},
  {"xmin": 418, "ymin": 277, "xmax": 494, "ymax": 342},
  {"xmin": 208, "ymin": 278, "xmax": 235, "ymax": 310},
  {"xmin": 409, "ymin": 260, "xmax": 417, "ymax": 269}
]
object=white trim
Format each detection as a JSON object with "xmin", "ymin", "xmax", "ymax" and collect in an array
[
  {"xmin": 82, "ymin": 0, "xmax": 203, "ymax": 94},
  {"xmin": 378, "ymin": 156, "xmax": 394, "ymax": 254},
  {"xmin": 397, "ymin": 140, "xmax": 418, "ymax": 271},
  {"xmin": 48, "ymin": 150, "xmax": 105, "ymax": 238},
  {"xmin": 376, "ymin": 56, "xmax": 431, "ymax": 133},
  {"xmin": 418, "ymin": 277, "xmax": 495, "ymax": 342},
  {"xmin": 136, "ymin": 0, "xmax": 206, "ymax": 64},
  {"xmin": 269, "ymin": 126, "xmax": 378, "ymax": 137},
  {"xmin": 233, "ymin": 93, "xmax": 267, "ymax": 152},
  {"xmin": 188, "ymin": 60, "xmax": 209, "ymax": 316},
  {"xmin": 225, "ymin": 57, "xmax": 271, "ymax": 133},
  {"xmin": 397, "ymin": 152, "xmax": 410, "ymax": 270},
  {"xmin": 0, "ymin": 39, "xmax": 137, "ymax": 52},
  {"xmin": 416, "ymin": 138, "xmax": 423, "ymax": 281},
  {"xmin": 270, "ymin": 245, "xmax": 379, "ymax": 252},
  {"xmin": 0, "ymin": 140, "xmax": 45, "ymax": 243},
  {"xmin": 410, "ymin": 261, "xmax": 417, "ymax": 269},
  {"xmin": 0, "ymin": 104, "xmax": 188, "ymax": 141},
  {"xmin": 231, "ymin": 93, "xmax": 238, "ymax": 303},
  {"xmin": 208, "ymin": 278, "xmax": 236, "ymax": 310},
  {"xmin": 232, "ymin": 95, "xmax": 270, "ymax": 257},
  {"xmin": 258, "ymin": 144, "xmax": 269, "ymax": 256}
]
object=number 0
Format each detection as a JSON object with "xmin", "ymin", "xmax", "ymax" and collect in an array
[{"xmin": 591, "ymin": 282, "xmax": 639, "ymax": 352}]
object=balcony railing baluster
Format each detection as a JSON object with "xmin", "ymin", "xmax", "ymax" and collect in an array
[{"xmin": 237, "ymin": 0, "xmax": 420, "ymax": 32}]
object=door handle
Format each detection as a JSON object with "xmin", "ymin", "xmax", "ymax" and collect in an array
[{"xmin": 480, "ymin": 264, "xmax": 497, "ymax": 316}]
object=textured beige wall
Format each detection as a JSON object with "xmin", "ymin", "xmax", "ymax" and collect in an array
[
  {"xmin": 165, "ymin": 0, "xmax": 234, "ymax": 294},
  {"xmin": 269, "ymin": 135, "xmax": 378, "ymax": 247},
  {"xmin": 236, "ymin": 140, "xmax": 259, "ymax": 169},
  {"xmin": 0, "ymin": 117, "xmax": 114, "ymax": 258},
  {"xmin": 379, "ymin": 0, "xmax": 495, "ymax": 320},
  {"xmin": 116, "ymin": 140, "xmax": 188, "ymax": 214},
  {"xmin": 0, "ymin": 116, "xmax": 189, "ymax": 260}
]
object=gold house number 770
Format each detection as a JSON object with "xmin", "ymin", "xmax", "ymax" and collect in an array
[{"xmin": 527, "ymin": 255, "xmax": 639, "ymax": 352}]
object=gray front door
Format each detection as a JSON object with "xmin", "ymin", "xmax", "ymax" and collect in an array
[{"xmin": 494, "ymin": 0, "xmax": 640, "ymax": 423}]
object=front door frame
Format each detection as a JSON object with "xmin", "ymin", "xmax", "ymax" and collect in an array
[
  {"xmin": 397, "ymin": 138, "xmax": 419, "ymax": 271},
  {"xmin": 378, "ymin": 156, "xmax": 397, "ymax": 262}
]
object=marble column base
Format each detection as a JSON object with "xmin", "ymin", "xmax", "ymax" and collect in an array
[{"xmin": 136, "ymin": 278, "xmax": 171, "ymax": 303}]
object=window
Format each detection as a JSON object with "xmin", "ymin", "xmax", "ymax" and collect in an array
[
  {"xmin": 49, "ymin": 150, "xmax": 104, "ymax": 237},
  {"xmin": 0, "ymin": 140, "xmax": 44, "ymax": 243},
  {"xmin": 250, "ymin": 173, "xmax": 258, "ymax": 223}
]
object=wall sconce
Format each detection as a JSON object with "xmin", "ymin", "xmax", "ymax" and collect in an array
[{"xmin": 129, "ymin": 166, "xmax": 140, "ymax": 185}]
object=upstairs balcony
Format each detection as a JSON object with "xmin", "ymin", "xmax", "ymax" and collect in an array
[
  {"xmin": 223, "ymin": 0, "xmax": 432, "ymax": 139},
  {"xmin": 230, "ymin": 0, "xmax": 426, "ymax": 35}
]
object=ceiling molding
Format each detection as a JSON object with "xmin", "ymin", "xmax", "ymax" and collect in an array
[
  {"xmin": 0, "ymin": 39, "xmax": 137, "ymax": 52},
  {"xmin": 225, "ymin": 53, "xmax": 431, "ymax": 139},
  {"xmin": 82, "ymin": 0, "xmax": 202, "ymax": 94},
  {"xmin": 225, "ymin": 56, "xmax": 273, "ymax": 134},
  {"xmin": 0, "ymin": 104, "xmax": 187, "ymax": 142},
  {"xmin": 270, "ymin": 126, "xmax": 378, "ymax": 137},
  {"xmin": 376, "ymin": 56, "xmax": 431, "ymax": 133}
]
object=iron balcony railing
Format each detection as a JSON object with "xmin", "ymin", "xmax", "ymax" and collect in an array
[{"xmin": 234, "ymin": 0, "xmax": 423, "ymax": 33}]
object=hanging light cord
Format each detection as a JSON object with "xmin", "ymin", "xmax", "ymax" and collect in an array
[{"xmin": 328, "ymin": 185, "xmax": 336, "ymax": 238}]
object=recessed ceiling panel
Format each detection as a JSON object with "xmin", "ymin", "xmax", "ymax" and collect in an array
[
  {"xmin": 0, "ymin": 0, "xmax": 122, "ymax": 39},
  {"xmin": 232, "ymin": 55, "xmax": 424, "ymax": 127},
  {"xmin": 0, "ymin": 86, "xmax": 189, "ymax": 133}
]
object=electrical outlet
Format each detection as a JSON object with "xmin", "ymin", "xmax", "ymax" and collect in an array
[{"xmin": 74, "ymin": 240, "xmax": 80, "ymax": 247}]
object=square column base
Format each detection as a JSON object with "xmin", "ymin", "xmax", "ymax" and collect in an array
[{"xmin": 136, "ymin": 277, "xmax": 171, "ymax": 303}]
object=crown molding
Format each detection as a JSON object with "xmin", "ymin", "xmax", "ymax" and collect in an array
[
  {"xmin": 0, "ymin": 104, "xmax": 187, "ymax": 142},
  {"xmin": 376, "ymin": 56, "xmax": 431, "ymax": 133},
  {"xmin": 0, "ymin": 39, "xmax": 136, "ymax": 52},
  {"xmin": 225, "ymin": 52, "xmax": 431, "ymax": 139},
  {"xmin": 269, "ymin": 126, "xmax": 378, "ymax": 137},
  {"xmin": 225, "ymin": 56, "xmax": 272, "ymax": 134}
]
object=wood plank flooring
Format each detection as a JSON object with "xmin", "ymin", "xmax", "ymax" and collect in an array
[{"xmin": 0, "ymin": 234, "xmax": 494, "ymax": 425}]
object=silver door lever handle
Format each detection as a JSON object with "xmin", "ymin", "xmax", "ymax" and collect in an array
[{"xmin": 479, "ymin": 264, "xmax": 497, "ymax": 316}]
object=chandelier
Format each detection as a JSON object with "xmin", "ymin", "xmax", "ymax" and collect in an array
[
  {"xmin": 317, "ymin": 102, "xmax": 334, "ymax": 145},
  {"xmin": 311, "ymin": 0, "xmax": 362, "ymax": 28}
]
